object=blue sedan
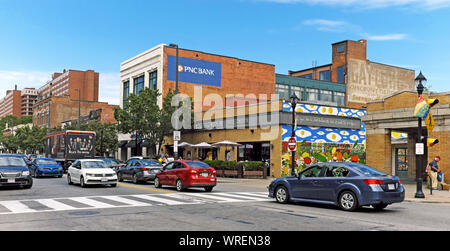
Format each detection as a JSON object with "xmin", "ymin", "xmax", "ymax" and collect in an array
[
  {"xmin": 0, "ymin": 154, "xmax": 33, "ymax": 189},
  {"xmin": 30, "ymin": 158, "xmax": 64, "ymax": 178},
  {"xmin": 268, "ymin": 162, "xmax": 405, "ymax": 211}
]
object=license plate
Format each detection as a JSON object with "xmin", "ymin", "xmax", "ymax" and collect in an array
[
  {"xmin": 101, "ymin": 178, "xmax": 108, "ymax": 182},
  {"xmin": 7, "ymin": 178, "xmax": 15, "ymax": 183},
  {"xmin": 388, "ymin": 184, "xmax": 395, "ymax": 190},
  {"xmin": 201, "ymin": 173, "xmax": 209, "ymax": 178}
]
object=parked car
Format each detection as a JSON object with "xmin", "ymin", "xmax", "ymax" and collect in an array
[
  {"xmin": 0, "ymin": 154, "xmax": 33, "ymax": 189},
  {"xmin": 67, "ymin": 159, "xmax": 118, "ymax": 188},
  {"xmin": 268, "ymin": 162, "xmax": 405, "ymax": 211},
  {"xmin": 154, "ymin": 160, "xmax": 217, "ymax": 192},
  {"xmin": 118, "ymin": 159, "xmax": 163, "ymax": 184},
  {"xmin": 97, "ymin": 158, "xmax": 123, "ymax": 171},
  {"xmin": 30, "ymin": 157, "xmax": 64, "ymax": 178}
]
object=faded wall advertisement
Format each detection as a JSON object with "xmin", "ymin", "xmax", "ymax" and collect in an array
[{"xmin": 347, "ymin": 58, "xmax": 414, "ymax": 103}]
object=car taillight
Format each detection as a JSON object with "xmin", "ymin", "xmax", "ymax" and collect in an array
[
  {"xmin": 398, "ymin": 180, "xmax": 402, "ymax": 184},
  {"xmin": 364, "ymin": 179, "xmax": 384, "ymax": 185},
  {"xmin": 142, "ymin": 168, "xmax": 150, "ymax": 171},
  {"xmin": 190, "ymin": 169, "xmax": 198, "ymax": 174}
]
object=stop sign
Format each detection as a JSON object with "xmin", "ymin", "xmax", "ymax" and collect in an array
[{"xmin": 288, "ymin": 137, "xmax": 297, "ymax": 152}]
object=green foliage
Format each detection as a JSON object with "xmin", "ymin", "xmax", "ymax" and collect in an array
[{"xmin": 0, "ymin": 126, "xmax": 48, "ymax": 153}]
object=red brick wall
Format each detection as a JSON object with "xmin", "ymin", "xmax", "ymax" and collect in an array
[{"xmin": 163, "ymin": 47, "xmax": 276, "ymax": 109}]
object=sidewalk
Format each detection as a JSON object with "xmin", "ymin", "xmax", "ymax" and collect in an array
[{"xmin": 217, "ymin": 178, "xmax": 450, "ymax": 204}]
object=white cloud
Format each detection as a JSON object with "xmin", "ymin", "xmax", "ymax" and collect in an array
[
  {"xmin": 260, "ymin": 0, "xmax": 450, "ymax": 10},
  {"xmin": 0, "ymin": 70, "xmax": 121, "ymax": 105},
  {"xmin": 363, "ymin": 33, "xmax": 409, "ymax": 41},
  {"xmin": 301, "ymin": 19, "xmax": 361, "ymax": 33}
]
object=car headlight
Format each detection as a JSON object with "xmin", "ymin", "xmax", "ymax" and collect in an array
[
  {"xmin": 86, "ymin": 173, "xmax": 94, "ymax": 177},
  {"xmin": 22, "ymin": 171, "xmax": 30, "ymax": 176}
]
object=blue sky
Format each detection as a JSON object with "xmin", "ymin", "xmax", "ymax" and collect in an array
[{"xmin": 0, "ymin": 0, "xmax": 449, "ymax": 105}]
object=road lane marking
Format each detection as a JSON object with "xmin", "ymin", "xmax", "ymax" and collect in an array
[
  {"xmin": 0, "ymin": 201, "xmax": 37, "ymax": 214},
  {"xmin": 215, "ymin": 193, "xmax": 271, "ymax": 201},
  {"xmin": 183, "ymin": 193, "xmax": 244, "ymax": 203},
  {"xmin": 118, "ymin": 183, "xmax": 174, "ymax": 194},
  {"xmin": 130, "ymin": 194, "xmax": 189, "ymax": 205},
  {"xmin": 238, "ymin": 192, "xmax": 269, "ymax": 198},
  {"xmin": 69, "ymin": 197, "xmax": 114, "ymax": 209},
  {"xmin": 35, "ymin": 199, "xmax": 77, "ymax": 211},
  {"xmin": 101, "ymin": 196, "xmax": 151, "ymax": 207}
]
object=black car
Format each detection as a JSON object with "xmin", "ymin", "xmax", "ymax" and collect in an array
[
  {"xmin": 0, "ymin": 154, "xmax": 33, "ymax": 189},
  {"xmin": 117, "ymin": 159, "xmax": 163, "ymax": 184}
]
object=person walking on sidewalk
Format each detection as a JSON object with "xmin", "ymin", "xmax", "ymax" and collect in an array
[{"xmin": 427, "ymin": 156, "xmax": 441, "ymax": 190}]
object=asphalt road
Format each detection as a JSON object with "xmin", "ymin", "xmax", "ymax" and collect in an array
[{"xmin": 0, "ymin": 176, "xmax": 449, "ymax": 231}]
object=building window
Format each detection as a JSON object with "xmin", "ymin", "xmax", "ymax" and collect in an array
[
  {"xmin": 149, "ymin": 71, "xmax": 157, "ymax": 90},
  {"xmin": 335, "ymin": 92, "xmax": 345, "ymax": 106},
  {"xmin": 133, "ymin": 75, "xmax": 145, "ymax": 95},
  {"xmin": 320, "ymin": 90, "xmax": 333, "ymax": 103},
  {"xmin": 337, "ymin": 44, "xmax": 345, "ymax": 53},
  {"xmin": 291, "ymin": 86, "xmax": 304, "ymax": 101},
  {"xmin": 306, "ymin": 88, "xmax": 319, "ymax": 102},
  {"xmin": 276, "ymin": 84, "xmax": 290, "ymax": 100},
  {"xmin": 299, "ymin": 73, "xmax": 312, "ymax": 79},
  {"xmin": 337, "ymin": 66, "xmax": 344, "ymax": 83},
  {"xmin": 123, "ymin": 81, "xmax": 130, "ymax": 103},
  {"xmin": 319, "ymin": 70, "xmax": 331, "ymax": 81}
]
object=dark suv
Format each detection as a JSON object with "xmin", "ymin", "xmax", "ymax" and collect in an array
[{"xmin": 0, "ymin": 154, "xmax": 33, "ymax": 189}]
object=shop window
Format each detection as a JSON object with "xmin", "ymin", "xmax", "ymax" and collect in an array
[
  {"xmin": 291, "ymin": 86, "xmax": 304, "ymax": 101},
  {"xmin": 320, "ymin": 90, "xmax": 333, "ymax": 102},
  {"xmin": 306, "ymin": 88, "xmax": 319, "ymax": 102},
  {"xmin": 276, "ymin": 84, "xmax": 290, "ymax": 100},
  {"xmin": 335, "ymin": 92, "xmax": 345, "ymax": 106}
]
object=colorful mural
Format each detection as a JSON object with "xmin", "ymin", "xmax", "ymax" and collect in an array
[{"xmin": 281, "ymin": 102, "xmax": 367, "ymax": 177}]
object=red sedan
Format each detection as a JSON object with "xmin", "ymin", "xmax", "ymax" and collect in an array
[{"xmin": 154, "ymin": 160, "xmax": 217, "ymax": 192}]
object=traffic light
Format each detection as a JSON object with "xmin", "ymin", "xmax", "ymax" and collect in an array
[{"xmin": 427, "ymin": 138, "xmax": 439, "ymax": 147}]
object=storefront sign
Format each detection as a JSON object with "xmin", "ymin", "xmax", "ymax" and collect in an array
[
  {"xmin": 167, "ymin": 55, "xmax": 222, "ymax": 87},
  {"xmin": 280, "ymin": 112, "xmax": 362, "ymax": 130}
]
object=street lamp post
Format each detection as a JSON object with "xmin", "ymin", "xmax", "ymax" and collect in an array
[
  {"xmin": 290, "ymin": 93, "xmax": 300, "ymax": 176},
  {"xmin": 168, "ymin": 43, "xmax": 179, "ymax": 93},
  {"xmin": 75, "ymin": 89, "xmax": 81, "ymax": 131},
  {"xmin": 415, "ymin": 72, "xmax": 426, "ymax": 199},
  {"xmin": 169, "ymin": 43, "xmax": 180, "ymax": 160}
]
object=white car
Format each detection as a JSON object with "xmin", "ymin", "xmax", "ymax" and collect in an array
[{"xmin": 67, "ymin": 159, "xmax": 118, "ymax": 187}]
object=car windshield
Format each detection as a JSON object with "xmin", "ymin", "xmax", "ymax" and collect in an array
[
  {"xmin": 37, "ymin": 159, "xmax": 58, "ymax": 165},
  {"xmin": 185, "ymin": 161, "xmax": 210, "ymax": 169},
  {"xmin": 82, "ymin": 161, "xmax": 106, "ymax": 169},
  {"xmin": 350, "ymin": 164, "xmax": 387, "ymax": 177},
  {"xmin": 0, "ymin": 156, "xmax": 26, "ymax": 167},
  {"xmin": 142, "ymin": 160, "xmax": 162, "ymax": 166},
  {"xmin": 101, "ymin": 159, "xmax": 118, "ymax": 165}
]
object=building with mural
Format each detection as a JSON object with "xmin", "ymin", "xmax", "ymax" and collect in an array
[{"xmin": 163, "ymin": 100, "xmax": 366, "ymax": 178}]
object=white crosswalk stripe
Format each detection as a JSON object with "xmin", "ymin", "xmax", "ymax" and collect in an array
[{"xmin": 0, "ymin": 192, "xmax": 271, "ymax": 215}]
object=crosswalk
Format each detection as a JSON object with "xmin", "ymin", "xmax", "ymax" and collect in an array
[{"xmin": 0, "ymin": 192, "xmax": 270, "ymax": 215}]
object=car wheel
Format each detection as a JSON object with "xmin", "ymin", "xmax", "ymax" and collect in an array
[
  {"xmin": 154, "ymin": 177, "xmax": 162, "ymax": 188},
  {"xmin": 176, "ymin": 179, "xmax": 185, "ymax": 192},
  {"xmin": 33, "ymin": 170, "xmax": 38, "ymax": 178},
  {"xmin": 339, "ymin": 191, "xmax": 359, "ymax": 212},
  {"xmin": 132, "ymin": 174, "xmax": 139, "ymax": 184},
  {"xmin": 204, "ymin": 187, "xmax": 213, "ymax": 192},
  {"xmin": 80, "ymin": 176, "xmax": 86, "ymax": 188},
  {"xmin": 118, "ymin": 172, "xmax": 123, "ymax": 182},
  {"xmin": 275, "ymin": 186, "xmax": 290, "ymax": 204},
  {"xmin": 67, "ymin": 174, "xmax": 73, "ymax": 185},
  {"xmin": 373, "ymin": 203, "xmax": 388, "ymax": 211}
]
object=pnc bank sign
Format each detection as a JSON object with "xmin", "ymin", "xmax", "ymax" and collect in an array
[{"xmin": 167, "ymin": 55, "xmax": 222, "ymax": 87}]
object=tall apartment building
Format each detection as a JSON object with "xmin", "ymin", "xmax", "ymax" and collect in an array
[
  {"xmin": 21, "ymin": 88, "xmax": 38, "ymax": 117},
  {"xmin": 0, "ymin": 86, "xmax": 22, "ymax": 119},
  {"xmin": 33, "ymin": 69, "xmax": 100, "ymax": 127},
  {"xmin": 287, "ymin": 39, "xmax": 415, "ymax": 108}
]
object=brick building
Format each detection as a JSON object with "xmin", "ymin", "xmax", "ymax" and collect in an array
[
  {"xmin": 33, "ymin": 96, "xmax": 117, "ymax": 129},
  {"xmin": 21, "ymin": 88, "xmax": 38, "ymax": 117},
  {"xmin": 0, "ymin": 86, "xmax": 38, "ymax": 119},
  {"xmin": 33, "ymin": 69, "xmax": 101, "ymax": 128},
  {"xmin": 118, "ymin": 44, "xmax": 276, "ymax": 159},
  {"xmin": 288, "ymin": 39, "xmax": 416, "ymax": 108},
  {"xmin": 363, "ymin": 90, "xmax": 450, "ymax": 183}
]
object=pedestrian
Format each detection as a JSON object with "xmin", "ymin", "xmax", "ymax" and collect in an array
[{"xmin": 427, "ymin": 156, "xmax": 441, "ymax": 190}]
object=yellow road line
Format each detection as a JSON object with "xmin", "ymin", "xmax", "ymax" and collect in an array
[{"xmin": 118, "ymin": 183, "xmax": 174, "ymax": 194}]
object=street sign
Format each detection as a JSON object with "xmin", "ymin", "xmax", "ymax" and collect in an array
[
  {"xmin": 288, "ymin": 137, "xmax": 297, "ymax": 152},
  {"xmin": 416, "ymin": 143, "xmax": 424, "ymax": 155},
  {"xmin": 173, "ymin": 131, "xmax": 181, "ymax": 141}
]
